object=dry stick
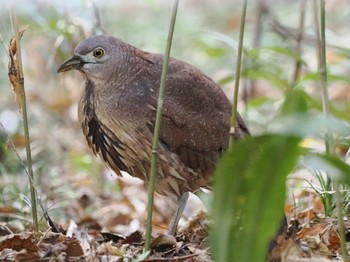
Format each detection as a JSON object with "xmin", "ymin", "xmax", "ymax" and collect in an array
[
  {"xmin": 10, "ymin": 9, "xmax": 38, "ymax": 232},
  {"xmin": 252, "ymin": 0, "xmax": 265, "ymax": 48},
  {"xmin": 230, "ymin": 0, "xmax": 248, "ymax": 148},
  {"xmin": 144, "ymin": 0, "xmax": 179, "ymax": 252},
  {"xmin": 243, "ymin": 0, "xmax": 265, "ymax": 105},
  {"xmin": 92, "ymin": 0, "xmax": 107, "ymax": 34},
  {"xmin": 291, "ymin": 0, "xmax": 307, "ymax": 87},
  {"xmin": 312, "ymin": 0, "xmax": 321, "ymax": 67},
  {"xmin": 317, "ymin": 0, "xmax": 348, "ymax": 259}
]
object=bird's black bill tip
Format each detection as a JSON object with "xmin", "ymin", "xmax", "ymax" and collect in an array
[{"xmin": 57, "ymin": 55, "xmax": 84, "ymax": 73}]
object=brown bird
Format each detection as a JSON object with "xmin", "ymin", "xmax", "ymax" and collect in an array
[{"xmin": 57, "ymin": 35, "xmax": 249, "ymax": 235}]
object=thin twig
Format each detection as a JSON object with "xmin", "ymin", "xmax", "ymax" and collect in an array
[
  {"xmin": 230, "ymin": 0, "xmax": 248, "ymax": 148},
  {"xmin": 243, "ymin": 0, "xmax": 266, "ymax": 107},
  {"xmin": 291, "ymin": 0, "xmax": 307, "ymax": 87},
  {"xmin": 144, "ymin": 0, "xmax": 179, "ymax": 252},
  {"xmin": 91, "ymin": 0, "xmax": 107, "ymax": 34},
  {"xmin": 312, "ymin": 0, "xmax": 321, "ymax": 67},
  {"xmin": 10, "ymin": 8, "xmax": 38, "ymax": 232}
]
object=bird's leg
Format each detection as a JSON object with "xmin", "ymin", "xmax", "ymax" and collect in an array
[{"xmin": 168, "ymin": 191, "xmax": 190, "ymax": 236}]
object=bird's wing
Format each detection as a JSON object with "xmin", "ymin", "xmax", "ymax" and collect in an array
[{"xmin": 148, "ymin": 58, "xmax": 248, "ymax": 173}]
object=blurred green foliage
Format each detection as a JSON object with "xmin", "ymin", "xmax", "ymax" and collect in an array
[{"xmin": 212, "ymin": 134, "xmax": 301, "ymax": 261}]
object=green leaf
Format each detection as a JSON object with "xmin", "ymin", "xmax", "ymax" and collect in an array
[
  {"xmin": 333, "ymin": 46, "xmax": 350, "ymax": 59},
  {"xmin": 211, "ymin": 135, "xmax": 301, "ymax": 262},
  {"xmin": 247, "ymin": 96, "xmax": 273, "ymax": 108},
  {"xmin": 217, "ymin": 75, "xmax": 234, "ymax": 86},
  {"xmin": 270, "ymin": 113, "xmax": 350, "ymax": 138},
  {"xmin": 302, "ymin": 153, "xmax": 350, "ymax": 186},
  {"xmin": 259, "ymin": 46, "xmax": 306, "ymax": 64},
  {"xmin": 299, "ymin": 89, "xmax": 350, "ymax": 122},
  {"xmin": 132, "ymin": 250, "xmax": 150, "ymax": 262},
  {"xmin": 243, "ymin": 69, "xmax": 290, "ymax": 89},
  {"xmin": 202, "ymin": 30, "xmax": 239, "ymax": 49},
  {"xmin": 298, "ymin": 72, "xmax": 350, "ymax": 83},
  {"xmin": 193, "ymin": 39, "xmax": 227, "ymax": 57},
  {"xmin": 279, "ymin": 89, "xmax": 308, "ymax": 116}
]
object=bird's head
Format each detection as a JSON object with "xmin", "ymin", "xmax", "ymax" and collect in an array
[{"xmin": 57, "ymin": 35, "xmax": 124, "ymax": 83}]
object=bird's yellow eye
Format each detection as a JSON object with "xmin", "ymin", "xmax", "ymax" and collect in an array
[{"xmin": 93, "ymin": 48, "xmax": 104, "ymax": 58}]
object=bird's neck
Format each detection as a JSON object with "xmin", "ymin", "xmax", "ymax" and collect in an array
[{"xmin": 82, "ymin": 79, "xmax": 96, "ymax": 119}]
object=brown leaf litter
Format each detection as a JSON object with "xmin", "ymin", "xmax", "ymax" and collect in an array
[{"xmin": 0, "ymin": 210, "xmax": 210, "ymax": 261}]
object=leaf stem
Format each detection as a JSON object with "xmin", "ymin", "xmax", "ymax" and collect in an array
[
  {"xmin": 11, "ymin": 8, "xmax": 38, "ymax": 232},
  {"xmin": 144, "ymin": 0, "xmax": 179, "ymax": 252},
  {"xmin": 230, "ymin": 0, "xmax": 248, "ymax": 149},
  {"xmin": 318, "ymin": 0, "xmax": 347, "ymax": 259}
]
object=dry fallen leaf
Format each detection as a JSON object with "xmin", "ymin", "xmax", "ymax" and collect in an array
[
  {"xmin": 8, "ymin": 26, "xmax": 28, "ymax": 112},
  {"xmin": 0, "ymin": 233, "xmax": 38, "ymax": 253},
  {"xmin": 96, "ymin": 242, "xmax": 124, "ymax": 257},
  {"xmin": 151, "ymin": 233, "xmax": 176, "ymax": 251},
  {"xmin": 64, "ymin": 238, "xmax": 84, "ymax": 257}
]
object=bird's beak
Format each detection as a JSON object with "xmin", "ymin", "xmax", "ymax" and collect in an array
[{"xmin": 57, "ymin": 55, "xmax": 84, "ymax": 73}]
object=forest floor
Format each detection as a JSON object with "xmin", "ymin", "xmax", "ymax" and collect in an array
[{"xmin": 0, "ymin": 171, "xmax": 349, "ymax": 261}]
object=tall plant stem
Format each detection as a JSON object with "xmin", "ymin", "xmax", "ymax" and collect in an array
[
  {"xmin": 144, "ymin": 0, "xmax": 179, "ymax": 252},
  {"xmin": 318, "ymin": 0, "xmax": 330, "ymax": 148},
  {"xmin": 318, "ymin": 0, "xmax": 347, "ymax": 259},
  {"xmin": 291, "ymin": 0, "xmax": 306, "ymax": 87},
  {"xmin": 11, "ymin": 9, "xmax": 38, "ymax": 232},
  {"xmin": 230, "ymin": 0, "xmax": 248, "ymax": 148},
  {"xmin": 243, "ymin": 0, "xmax": 265, "ymax": 105}
]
